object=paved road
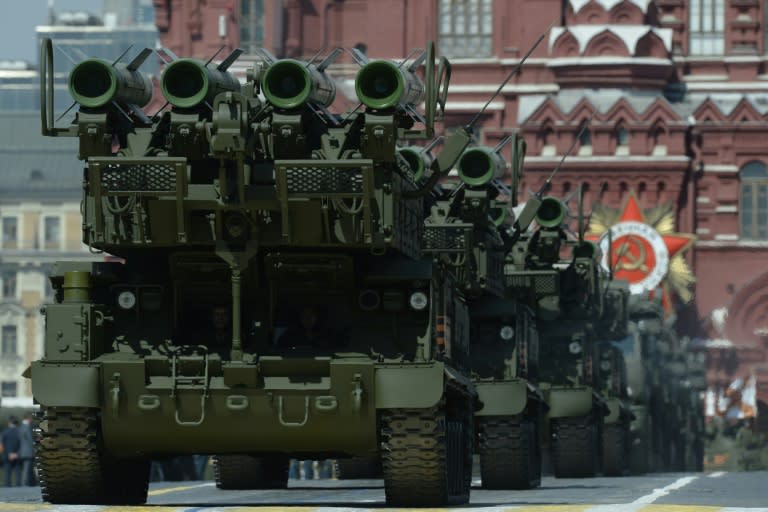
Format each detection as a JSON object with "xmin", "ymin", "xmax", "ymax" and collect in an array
[{"xmin": 0, "ymin": 472, "xmax": 766, "ymax": 511}]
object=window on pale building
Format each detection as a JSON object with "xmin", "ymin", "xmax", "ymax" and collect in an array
[
  {"xmin": 1, "ymin": 325, "xmax": 17, "ymax": 357},
  {"xmin": 439, "ymin": 0, "xmax": 493, "ymax": 58},
  {"xmin": 740, "ymin": 161, "xmax": 768, "ymax": 239},
  {"xmin": 1, "ymin": 271, "xmax": 16, "ymax": 299},
  {"xmin": 2, "ymin": 217, "xmax": 17, "ymax": 248},
  {"xmin": 1, "ymin": 381, "xmax": 17, "ymax": 398},
  {"xmin": 689, "ymin": 0, "xmax": 725, "ymax": 55},
  {"xmin": 44, "ymin": 216, "xmax": 61, "ymax": 248}
]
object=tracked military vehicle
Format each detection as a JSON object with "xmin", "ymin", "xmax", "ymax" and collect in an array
[
  {"xmin": 595, "ymin": 279, "xmax": 633, "ymax": 476},
  {"xmin": 617, "ymin": 293, "xmax": 704, "ymax": 474},
  {"xmin": 505, "ymin": 195, "xmax": 611, "ymax": 478},
  {"xmin": 421, "ymin": 136, "xmax": 544, "ymax": 489},
  {"xmin": 31, "ymin": 39, "xmax": 486, "ymax": 506}
]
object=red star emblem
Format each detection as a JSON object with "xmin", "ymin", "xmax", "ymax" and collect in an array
[{"xmin": 586, "ymin": 192, "xmax": 696, "ymax": 311}]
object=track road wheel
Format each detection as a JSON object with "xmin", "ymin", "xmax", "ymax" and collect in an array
[
  {"xmin": 551, "ymin": 415, "xmax": 600, "ymax": 478},
  {"xmin": 602, "ymin": 423, "xmax": 630, "ymax": 476},
  {"xmin": 213, "ymin": 455, "xmax": 289, "ymax": 489},
  {"xmin": 36, "ymin": 407, "xmax": 149, "ymax": 505},
  {"xmin": 381, "ymin": 394, "xmax": 473, "ymax": 506},
  {"xmin": 479, "ymin": 416, "xmax": 541, "ymax": 489},
  {"xmin": 333, "ymin": 457, "xmax": 383, "ymax": 479}
]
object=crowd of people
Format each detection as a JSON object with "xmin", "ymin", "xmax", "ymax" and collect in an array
[{"xmin": 0, "ymin": 415, "xmax": 36, "ymax": 487}]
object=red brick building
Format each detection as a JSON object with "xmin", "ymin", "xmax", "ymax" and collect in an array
[{"xmin": 152, "ymin": 0, "xmax": 768, "ymax": 416}]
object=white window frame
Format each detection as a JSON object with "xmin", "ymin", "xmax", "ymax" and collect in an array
[
  {"xmin": 1, "ymin": 381, "xmax": 17, "ymax": 398},
  {"xmin": 42, "ymin": 214, "xmax": 63, "ymax": 250},
  {"xmin": 1, "ymin": 216, "xmax": 18, "ymax": 249},
  {"xmin": 1, "ymin": 324, "xmax": 18, "ymax": 357},
  {"xmin": 740, "ymin": 161, "xmax": 768, "ymax": 240},
  {"xmin": 689, "ymin": 0, "xmax": 725, "ymax": 56},
  {"xmin": 439, "ymin": 0, "xmax": 494, "ymax": 58},
  {"xmin": 1, "ymin": 271, "xmax": 17, "ymax": 300}
]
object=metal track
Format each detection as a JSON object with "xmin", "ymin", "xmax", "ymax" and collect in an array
[
  {"xmin": 380, "ymin": 396, "xmax": 472, "ymax": 506},
  {"xmin": 36, "ymin": 407, "xmax": 149, "ymax": 505},
  {"xmin": 479, "ymin": 416, "xmax": 541, "ymax": 489},
  {"xmin": 602, "ymin": 422, "xmax": 630, "ymax": 476},
  {"xmin": 551, "ymin": 414, "xmax": 600, "ymax": 478},
  {"xmin": 213, "ymin": 455, "xmax": 289, "ymax": 489}
]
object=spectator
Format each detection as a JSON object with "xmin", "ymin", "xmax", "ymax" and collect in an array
[
  {"xmin": 1, "ymin": 417, "xmax": 22, "ymax": 487},
  {"xmin": 18, "ymin": 414, "xmax": 35, "ymax": 486}
]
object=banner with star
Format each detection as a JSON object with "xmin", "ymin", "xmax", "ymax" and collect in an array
[{"xmin": 586, "ymin": 192, "xmax": 696, "ymax": 311}]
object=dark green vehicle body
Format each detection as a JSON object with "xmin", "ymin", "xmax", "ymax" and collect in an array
[
  {"xmin": 506, "ymin": 197, "xmax": 615, "ymax": 478},
  {"xmin": 422, "ymin": 138, "xmax": 544, "ymax": 489},
  {"xmin": 595, "ymin": 279, "xmax": 633, "ymax": 476},
  {"xmin": 30, "ymin": 40, "xmax": 477, "ymax": 506},
  {"xmin": 617, "ymin": 294, "xmax": 705, "ymax": 473}
]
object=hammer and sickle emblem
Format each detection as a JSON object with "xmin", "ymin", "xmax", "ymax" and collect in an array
[{"xmin": 613, "ymin": 235, "xmax": 649, "ymax": 273}]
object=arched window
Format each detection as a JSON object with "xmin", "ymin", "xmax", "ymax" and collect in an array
[
  {"xmin": 740, "ymin": 161, "xmax": 768, "ymax": 239},
  {"xmin": 615, "ymin": 124, "xmax": 629, "ymax": 155},
  {"xmin": 539, "ymin": 126, "xmax": 556, "ymax": 156},
  {"xmin": 577, "ymin": 123, "xmax": 592, "ymax": 156}
]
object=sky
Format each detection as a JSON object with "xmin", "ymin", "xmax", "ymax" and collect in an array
[{"xmin": 0, "ymin": 0, "xmax": 104, "ymax": 63}]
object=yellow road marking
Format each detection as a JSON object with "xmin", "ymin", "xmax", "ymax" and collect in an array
[
  {"xmin": 0, "ymin": 506, "xmax": 53, "ymax": 512},
  {"xmin": 506, "ymin": 507, "xmax": 595, "ymax": 512},
  {"xmin": 638, "ymin": 507, "xmax": 723, "ymax": 512},
  {"xmin": 148, "ymin": 482, "xmax": 215, "ymax": 496},
  {"xmin": 100, "ymin": 508, "xmax": 182, "ymax": 512},
  {"xmin": 218, "ymin": 508, "xmax": 320, "ymax": 512}
]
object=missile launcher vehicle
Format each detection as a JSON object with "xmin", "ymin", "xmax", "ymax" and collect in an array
[
  {"xmin": 505, "ymin": 196, "xmax": 611, "ymax": 478},
  {"xmin": 422, "ymin": 136, "xmax": 544, "ymax": 490},
  {"xmin": 31, "ymin": 39, "xmax": 485, "ymax": 506}
]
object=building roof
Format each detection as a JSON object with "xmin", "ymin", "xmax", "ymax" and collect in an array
[
  {"xmin": 569, "ymin": 0, "xmax": 651, "ymax": 13},
  {"xmin": 549, "ymin": 25, "xmax": 673, "ymax": 54},
  {"xmin": 518, "ymin": 89, "xmax": 768, "ymax": 124},
  {"xmin": 517, "ymin": 88, "xmax": 662, "ymax": 123},
  {"xmin": 0, "ymin": 112, "xmax": 82, "ymax": 200}
]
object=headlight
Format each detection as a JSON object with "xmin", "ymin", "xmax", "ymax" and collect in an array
[
  {"xmin": 409, "ymin": 291, "xmax": 428, "ymax": 311},
  {"xmin": 499, "ymin": 325, "xmax": 515, "ymax": 341},
  {"xmin": 568, "ymin": 341, "xmax": 582, "ymax": 354},
  {"xmin": 600, "ymin": 360, "xmax": 611, "ymax": 371},
  {"xmin": 117, "ymin": 290, "xmax": 136, "ymax": 310}
]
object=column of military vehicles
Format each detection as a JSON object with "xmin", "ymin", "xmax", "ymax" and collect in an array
[{"xmin": 25, "ymin": 35, "xmax": 705, "ymax": 506}]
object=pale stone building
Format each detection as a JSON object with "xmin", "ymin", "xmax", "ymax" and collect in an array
[{"xmin": 0, "ymin": 112, "xmax": 100, "ymax": 400}]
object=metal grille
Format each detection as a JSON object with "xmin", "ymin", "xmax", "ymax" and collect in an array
[
  {"xmin": 285, "ymin": 166, "xmax": 363, "ymax": 194},
  {"xmin": 100, "ymin": 162, "xmax": 177, "ymax": 193},
  {"xmin": 391, "ymin": 174, "xmax": 422, "ymax": 259},
  {"xmin": 505, "ymin": 271, "xmax": 559, "ymax": 296},
  {"xmin": 422, "ymin": 225, "xmax": 468, "ymax": 252},
  {"xmin": 485, "ymin": 250, "xmax": 505, "ymax": 296}
]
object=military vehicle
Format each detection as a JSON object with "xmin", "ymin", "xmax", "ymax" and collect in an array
[
  {"xmin": 31, "ymin": 27, "xmax": 553, "ymax": 503},
  {"xmin": 594, "ymin": 279, "xmax": 632, "ymax": 476},
  {"xmin": 617, "ymin": 293, "xmax": 705, "ymax": 474},
  {"xmin": 421, "ymin": 136, "xmax": 544, "ymax": 489},
  {"xmin": 505, "ymin": 193, "xmax": 611, "ymax": 478},
  {"xmin": 31, "ymin": 38, "xmax": 487, "ymax": 506}
]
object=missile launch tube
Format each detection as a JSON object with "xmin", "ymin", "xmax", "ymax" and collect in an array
[
  {"xmin": 355, "ymin": 60, "xmax": 425, "ymax": 110},
  {"xmin": 69, "ymin": 59, "xmax": 153, "ymax": 108},
  {"xmin": 261, "ymin": 59, "xmax": 335, "ymax": 109},
  {"xmin": 398, "ymin": 146, "xmax": 434, "ymax": 181},
  {"xmin": 535, "ymin": 196, "xmax": 567, "ymax": 229},
  {"xmin": 457, "ymin": 146, "xmax": 506, "ymax": 187},
  {"xmin": 161, "ymin": 58, "xmax": 241, "ymax": 109}
]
